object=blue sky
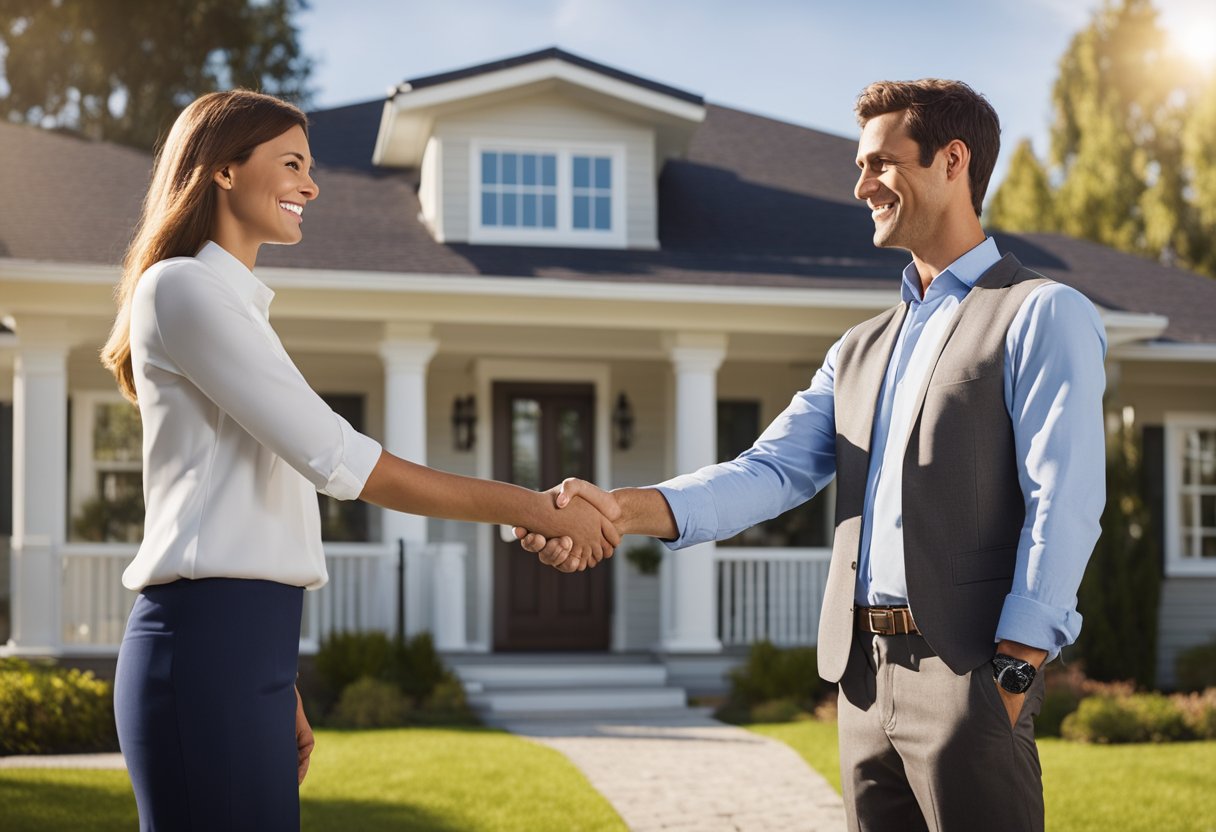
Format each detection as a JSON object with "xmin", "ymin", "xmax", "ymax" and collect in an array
[{"xmin": 297, "ymin": 0, "xmax": 1215, "ymax": 192}]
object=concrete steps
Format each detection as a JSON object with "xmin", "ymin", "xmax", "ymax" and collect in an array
[{"xmin": 450, "ymin": 656, "xmax": 689, "ymax": 721}]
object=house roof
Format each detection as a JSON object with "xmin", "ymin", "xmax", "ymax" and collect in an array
[
  {"xmin": 2, "ymin": 100, "xmax": 1215, "ymax": 344},
  {"xmin": 398, "ymin": 47, "xmax": 705, "ymax": 107}
]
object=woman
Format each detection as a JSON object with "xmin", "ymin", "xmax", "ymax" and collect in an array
[{"xmin": 102, "ymin": 89, "xmax": 616, "ymax": 831}]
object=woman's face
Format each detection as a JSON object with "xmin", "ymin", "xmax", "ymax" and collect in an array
[{"xmin": 216, "ymin": 125, "xmax": 318, "ymax": 247}]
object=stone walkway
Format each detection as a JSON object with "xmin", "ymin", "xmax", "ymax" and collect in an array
[
  {"xmin": 502, "ymin": 711, "xmax": 846, "ymax": 832},
  {"xmin": 0, "ymin": 714, "xmax": 847, "ymax": 831}
]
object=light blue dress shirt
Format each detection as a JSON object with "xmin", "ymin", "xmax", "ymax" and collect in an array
[{"xmin": 656, "ymin": 238, "xmax": 1107, "ymax": 659}]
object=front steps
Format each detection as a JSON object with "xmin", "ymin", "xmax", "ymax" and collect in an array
[{"xmin": 449, "ymin": 654, "xmax": 689, "ymax": 722}]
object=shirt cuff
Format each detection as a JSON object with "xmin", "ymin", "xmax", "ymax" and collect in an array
[
  {"xmin": 653, "ymin": 475, "xmax": 721, "ymax": 549},
  {"xmin": 321, "ymin": 416, "xmax": 383, "ymax": 501},
  {"xmin": 994, "ymin": 593, "xmax": 1083, "ymax": 663}
]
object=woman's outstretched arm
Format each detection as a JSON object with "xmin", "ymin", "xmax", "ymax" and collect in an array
[{"xmin": 360, "ymin": 450, "xmax": 619, "ymax": 564}]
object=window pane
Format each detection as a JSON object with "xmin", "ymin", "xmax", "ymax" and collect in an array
[
  {"xmin": 522, "ymin": 193, "xmax": 538, "ymax": 227},
  {"xmin": 558, "ymin": 407, "xmax": 587, "ymax": 480},
  {"xmin": 481, "ymin": 152, "xmax": 497, "ymax": 185},
  {"xmin": 573, "ymin": 195, "xmax": 590, "ymax": 229},
  {"xmin": 542, "ymin": 155, "xmax": 557, "ymax": 186},
  {"xmin": 94, "ymin": 402, "xmax": 142, "ymax": 463},
  {"xmin": 1185, "ymin": 429, "xmax": 1216, "ymax": 486},
  {"xmin": 502, "ymin": 192, "xmax": 518, "ymax": 226},
  {"xmin": 522, "ymin": 154, "xmax": 537, "ymax": 186},
  {"xmin": 594, "ymin": 157, "xmax": 611, "ymax": 189},
  {"xmin": 541, "ymin": 194, "xmax": 557, "ymax": 228},
  {"xmin": 594, "ymin": 196, "xmax": 611, "ymax": 230},
  {"xmin": 502, "ymin": 153, "xmax": 518, "ymax": 185},
  {"xmin": 481, "ymin": 191, "xmax": 498, "ymax": 226},
  {"xmin": 1203, "ymin": 494, "xmax": 1216, "ymax": 528},
  {"xmin": 1203, "ymin": 535, "xmax": 1216, "ymax": 559},
  {"xmin": 511, "ymin": 399, "xmax": 542, "ymax": 491},
  {"xmin": 573, "ymin": 156, "xmax": 590, "ymax": 188}
]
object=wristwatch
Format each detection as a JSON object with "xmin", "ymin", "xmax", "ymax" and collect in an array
[{"xmin": 991, "ymin": 653, "xmax": 1036, "ymax": 694}]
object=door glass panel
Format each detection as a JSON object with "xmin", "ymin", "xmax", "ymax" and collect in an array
[
  {"xmin": 511, "ymin": 399, "xmax": 542, "ymax": 490},
  {"xmin": 557, "ymin": 406, "xmax": 586, "ymax": 480}
]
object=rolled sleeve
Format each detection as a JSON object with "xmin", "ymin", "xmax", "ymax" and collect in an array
[
  {"xmin": 996, "ymin": 594, "xmax": 1083, "ymax": 662},
  {"xmin": 321, "ymin": 415, "xmax": 383, "ymax": 500},
  {"xmin": 654, "ymin": 475, "xmax": 723, "ymax": 549}
]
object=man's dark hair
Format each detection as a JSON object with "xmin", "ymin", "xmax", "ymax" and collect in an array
[{"xmin": 855, "ymin": 80, "xmax": 1000, "ymax": 217}]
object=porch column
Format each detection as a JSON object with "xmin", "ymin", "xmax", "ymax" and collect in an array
[
  {"xmin": 378, "ymin": 324, "xmax": 438, "ymax": 638},
  {"xmin": 661, "ymin": 334, "xmax": 725, "ymax": 653},
  {"xmin": 8, "ymin": 327, "xmax": 70, "ymax": 653}
]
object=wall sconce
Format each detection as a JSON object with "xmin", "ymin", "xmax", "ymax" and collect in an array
[
  {"xmin": 613, "ymin": 392, "xmax": 635, "ymax": 451},
  {"xmin": 451, "ymin": 394, "xmax": 476, "ymax": 451}
]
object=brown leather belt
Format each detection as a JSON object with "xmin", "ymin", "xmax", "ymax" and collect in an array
[{"xmin": 856, "ymin": 605, "xmax": 920, "ymax": 636}]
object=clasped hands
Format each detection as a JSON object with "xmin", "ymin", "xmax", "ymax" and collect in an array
[{"xmin": 517, "ymin": 479, "xmax": 623, "ymax": 572}]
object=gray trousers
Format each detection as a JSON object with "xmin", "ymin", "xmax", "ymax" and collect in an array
[{"xmin": 837, "ymin": 632, "xmax": 1046, "ymax": 832}]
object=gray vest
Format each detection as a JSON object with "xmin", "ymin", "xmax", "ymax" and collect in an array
[{"xmin": 817, "ymin": 253, "xmax": 1052, "ymax": 681}]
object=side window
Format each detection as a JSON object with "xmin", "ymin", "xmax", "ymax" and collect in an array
[{"xmin": 318, "ymin": 394, "xmax": 370, "ymax": 542}]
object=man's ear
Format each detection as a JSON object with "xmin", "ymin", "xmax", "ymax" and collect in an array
[
  {"xmin": 213, "ymin": 166, "xmax": 234, "ymax": 191},
  {"xmin": 943, "ymin": 139, "xmax": 970, "ymax": 182}
]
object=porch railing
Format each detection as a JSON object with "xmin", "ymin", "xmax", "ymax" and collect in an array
[
  {"xmin": 58, "ymin": 541, "xmax": 425, "ymax": 654},
  {"xmin": 714, "ymin": 547, "xmax": 832, "ymax": 647}
]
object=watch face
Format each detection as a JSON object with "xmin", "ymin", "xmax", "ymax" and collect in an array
[{"xmin": 996, "ymin": 661, "xmax": 1034, "ymax": 694}]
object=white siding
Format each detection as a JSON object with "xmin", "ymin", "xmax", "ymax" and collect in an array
[
  {"xmin": 433, "ymin": 91, "xmax": 658, "ymax": 248},
  {"xmin": 1157, "ymin": 577, "xmax": 1216, "ymax": 688}
]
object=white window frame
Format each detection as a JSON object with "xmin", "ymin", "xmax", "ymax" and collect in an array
[
  {"xmin": 70, "ymin": 391, "xmax": 143, "ymax": 540},
  {"xmin": 468, "ymin": 138, "xmax": 627, "ymax": 248},
  {"xmin": 1164, "ymin": 412, "xmax": 1216, "ymax": 577}
]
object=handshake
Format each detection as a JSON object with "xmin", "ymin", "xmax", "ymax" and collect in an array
[{"xmin": 513, "ymin": 479, "xmax": 636, "ymax": 573}]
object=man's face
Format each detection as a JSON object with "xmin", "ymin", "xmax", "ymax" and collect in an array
[{"xmin": 853, "ymin": 111, "xmax": 950, "ymax": 254}]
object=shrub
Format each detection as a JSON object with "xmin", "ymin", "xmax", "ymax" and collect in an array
[
  {"xmin": 715, "ymin": 641, "xmax": 823, "ymax": 724},
  {"xmin": 749, "ymin": 698, "xmax": 806, "ymax": 724},
  {"xmin": 1175, "ymin": 639, "xmax": 1216, "ymax": 693},
  {"xmin": 0, "ymin": 658, "xmax": 117, "ymax": 755},
  {"xmin": 312, "ymin": 631, "xmax": 476, "ymax": 727},
  {"xmin": 1172, "ymin": 689, "xmax": 1216, "ymax": 739},
  {"xmin": 1061, "ymin": 693, "xmax": 1191, "ymax": 744},
  {"xmin": 313, "ymin": 631, "xmax": 396, "ymax": 712},
  {"xmin": 330, "ymin": 676, "xmax": 413, "ymax": 729}
]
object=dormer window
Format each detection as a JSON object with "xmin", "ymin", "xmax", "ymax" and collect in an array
[{"xmin": 469, "ymin": 141, "xmax": 625, "ymax": 247}]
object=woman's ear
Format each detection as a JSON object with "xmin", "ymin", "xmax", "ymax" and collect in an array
[{"xmin": 213, "ymin": 166, "xmax": 233, "ymax": 191}]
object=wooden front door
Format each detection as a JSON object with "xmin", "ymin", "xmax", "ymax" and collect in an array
[{"xmin": 493, "ymin": 382, "xmax": 611, "ymax": 651}]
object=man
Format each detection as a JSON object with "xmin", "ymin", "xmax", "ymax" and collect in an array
[{"xmin": 518, "ymin": 80, "xmax": 1106, "ymax": 832}]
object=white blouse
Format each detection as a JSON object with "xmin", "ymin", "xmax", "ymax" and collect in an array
[{"xmin": 122, "ymin": 241, "xmax": 383, "ymax": 592}]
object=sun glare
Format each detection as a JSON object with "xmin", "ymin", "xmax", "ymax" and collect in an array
[{"xmin": 1165, "ymin": 9, "xmax": 1216, "ymax": 70}]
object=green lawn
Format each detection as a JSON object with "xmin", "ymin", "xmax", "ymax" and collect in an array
[
  {"xmin": 751, "ymin": 721, "xmax": 1216, "ymax": 832},
  {"xmin": 0, "ymin": 727, "xmax": 625, "ymax": 832}
]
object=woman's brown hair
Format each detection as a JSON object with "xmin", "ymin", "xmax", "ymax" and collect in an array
[{"xmin": 100, "ymin": 90, "xmax": 308, "ymax": 404}]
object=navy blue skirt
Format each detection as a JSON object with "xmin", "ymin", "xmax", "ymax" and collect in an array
[{"xmin": 114, "ymin": 578, "xmax": 305, "ymax": 832}]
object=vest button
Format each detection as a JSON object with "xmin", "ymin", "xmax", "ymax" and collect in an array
[
  {"xmin": 850, "ymin": 560, "xmax": 857, "ymax": 570},
  {"xmin": 895, "ymin": 515, "xmax": 903, "ymax": 529}
]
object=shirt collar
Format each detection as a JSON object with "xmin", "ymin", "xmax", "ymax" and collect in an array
[
  {"xmin": 899, "ymin": 236, "xmax": 1001, "ymax": 303},
  {"xmin": 195, "ymin": 241, "xmax": 276, "ymax": 315}
]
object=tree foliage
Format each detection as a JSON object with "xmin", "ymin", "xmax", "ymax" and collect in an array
[
  {"xmin": 0, "ymin": 0, "xmax": 313, "ymax": 151},
  {"xmin": 985, "ymin": 139, "xmax": 1056, "ymax": 232},
  {"xmin": 987, "ymin": 0, "xmax": 1215, "ymax": 278}
]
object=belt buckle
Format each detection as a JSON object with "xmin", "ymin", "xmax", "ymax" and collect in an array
[{"xmin": 867, "ymin": 608, "xmax": 893, "ymax": 635}]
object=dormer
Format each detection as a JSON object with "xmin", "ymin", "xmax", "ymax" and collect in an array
[{"xmin": 372, "ymin": 48, "xmax": 705, "ymax": 249}]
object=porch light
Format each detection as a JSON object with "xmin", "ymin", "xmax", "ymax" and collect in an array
[
  {"xmin": 451, "ymin": 394, "xmax": 476, "ymax": 451},
  {"xmin": 613, "ymin": 392, "xmax": 635, "ymax": 451}
]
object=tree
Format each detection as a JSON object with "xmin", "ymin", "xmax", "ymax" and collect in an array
[
  {"xmin": 0, "ymin": 0, "xmax": 313, "ymax": 151},
  {"xmin": 987, "ymin": 0, "xmax": 1216, "ymax": 278},
  {"xmin": 985, "ymin": 138, "xmax": 1056, "ymax": 232},
  {"xmin": 1182, "ymin": 78, "xmax": 1216, "ymax": 277}
]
